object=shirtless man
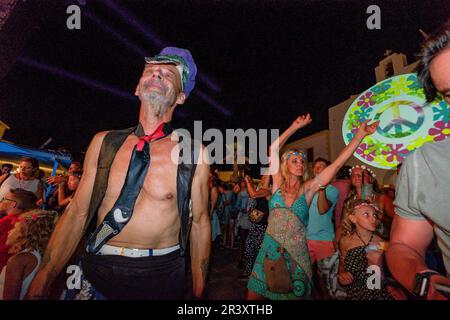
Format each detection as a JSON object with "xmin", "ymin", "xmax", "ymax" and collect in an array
[{"xmin": 27, "ymin": 47, "xmax": 210, "ymax": 299}]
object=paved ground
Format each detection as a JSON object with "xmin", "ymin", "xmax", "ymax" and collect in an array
[{"xmin": 185, "ymin": 241, "xmax": 248, "ymax": 300}]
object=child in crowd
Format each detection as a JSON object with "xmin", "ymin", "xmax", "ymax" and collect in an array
[
  {"xmin": 57, "ymin": 171, "xmax": 82, "ymax": 209},
  {"xmin": 0, "ymin": 210, "xmax": 58, "ymax": 299},
  {"xmin": 338, "ymin": 199, "xmax": 405, "ymax": 300},
  {"xmin": 47, "ymin": 170, "xmax": 82, "ymax": 213}
]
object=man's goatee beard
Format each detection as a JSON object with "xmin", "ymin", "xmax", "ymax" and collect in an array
[{"xmin": 143, "ymin": 92, "xmax": 172, "ymax": 117}]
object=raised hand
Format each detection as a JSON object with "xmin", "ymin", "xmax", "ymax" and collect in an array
[
  {"xmin": 291, "ymin": 113, "xmax": 312, "ymax": 130},
  {"xmin": 46, "ymin": 175, "xmax": 66, "ymax": 186},
  {"xmin": 355, "ymin": 119, "xmax": 380, "ymax": 140}
]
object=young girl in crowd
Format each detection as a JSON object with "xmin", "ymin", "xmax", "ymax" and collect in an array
[
  {"xmin": 57, "ymin": 171, "xmax": 82, "ymax": 210},
  {"xmin": 0, "ymin": 210, "xmax": 58, "ymax": 299},
  {"xmin": 337, "ymin": 165, "xmax": 395, "ymax": 241},
  {"xmin": 338, "ymin": 199, "xmax": 405, "ymax": 300},
  {"xmin": 47, "ymin": 171, "xmax": 82, "ymax": 213}
]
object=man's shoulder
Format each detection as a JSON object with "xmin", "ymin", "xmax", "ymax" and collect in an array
[
  {"xmin": 91, "ymin": 130, "xmax": 109, "ymax": 142},
  {"xmin": 405, "ymin": 138, "xmax": 450, "ymax": 163},
  {"xmin": 401, "ymin": 138, "xmax": 450, "ymax": 180},
  {"xmin": 421, "ymin": 137, "xmax": 450, "ymax": 152}
]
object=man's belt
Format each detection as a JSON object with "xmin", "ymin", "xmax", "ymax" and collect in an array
[{"xmin": 97, "ymin": 244, "xmax": 180, "ymax": 257}]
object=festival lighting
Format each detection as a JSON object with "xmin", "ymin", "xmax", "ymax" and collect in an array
[
  {"xmin": 194, "ymin": 89, "xmax": 232, "ymax": 116},
  {"xmin": 17, "ymin": 56, "xmax": 189, "ymax": 118},
  {"xmin": 83, "ymin": 10, "xmax": 148, "ymax": 57},
  {"xmin": 97, "ymin": 0, "xmax": 222, "ymax": 93},
  {"xmin": 79, "ymin": 6, "xmax": 229, "ymax": 115}
]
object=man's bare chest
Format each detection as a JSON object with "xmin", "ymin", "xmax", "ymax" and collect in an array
[{"xmin": 106, "ymin": 136, "xmax": 179, "ymax": 200}]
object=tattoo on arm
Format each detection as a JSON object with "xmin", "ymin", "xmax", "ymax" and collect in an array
[{"xmin": 200, "ymin": 256, "xmax": 210, "ymax": 282}]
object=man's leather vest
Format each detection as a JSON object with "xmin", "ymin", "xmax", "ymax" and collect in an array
[{"xmin": 82, "ymin": 126, "xmax": 197, "ymax": 256}]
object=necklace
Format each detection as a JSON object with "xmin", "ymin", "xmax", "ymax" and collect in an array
[{"xmin": 355, "ymin": 231, "xmax": 374, "ymax": 247}]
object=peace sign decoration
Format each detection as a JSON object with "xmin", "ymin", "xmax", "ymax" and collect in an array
[{"xmin": 342, "ymin": 73, "xmax": 450, "ymax": 169}]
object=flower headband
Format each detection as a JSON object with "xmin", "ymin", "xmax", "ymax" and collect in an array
[
  {"xmin": 349, "ymin": 164, "xmax": 376, "ymax": 178},
  {"xmin": 286, "ymin": 150, "xmax": 306, "ymax": 160},
  {"xmin": 353, "ymin": 202, "xmax": 381, "ymax": 213}
]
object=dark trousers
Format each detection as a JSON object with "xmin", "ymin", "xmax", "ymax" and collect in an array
[{"xmin": 81, "ymin": 249, "xmax": 185, "ymax": 300}]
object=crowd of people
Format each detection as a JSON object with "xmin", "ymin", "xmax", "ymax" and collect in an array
[
  {"xmin": 206, "ymin": 144, "xmax": 429, "ymax": 300},
  {"xmin": 0, "ymin": 157, "xmax": 83, "ymax": 299},
  {"xmin": 0, "ymin": 158, "xmax": 82, "ymax": 215},
  {"xmin": 0, "ymin": 21, "xmax": 448, "ymax": 300}
]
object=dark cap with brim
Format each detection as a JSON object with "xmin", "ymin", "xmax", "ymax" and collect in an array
[{"xmin": 145, "ymin": 47, "xmax": 197, "ymax": 98}]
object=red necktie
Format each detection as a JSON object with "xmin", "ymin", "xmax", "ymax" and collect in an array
[{"xmin": 136, "ymin": 122, "xmax": 167, "ymax": 151}]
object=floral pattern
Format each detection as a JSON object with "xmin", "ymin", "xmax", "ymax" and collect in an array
[
  {"xmin": 357, "ymin": 92, "xmax": 375, "ymax": 109},
  {"xmin": 428, "ymin": 121, "xmax": 450, "ymax": 141},
  {"xmin": 407, "ymin": 135, "xmax": 434, "ymax": 151},
  {"xmin": 372, "ymin": 80, "xmax": 393, "ymax": 104},
  {"xmin": 432, "ymin": 101, "xmax": 450, "ymax": 123},
  {"xmin": 389, "ymin": 77, "xmax": 413, "ymax": 95},
  {"xmin": 346, "ymin": 126, "xmax": 359, "ymax": 141},
  {"xmin": 382, "ymin": 144, "xmax": 410, "ymax": 162},
  {"xmin": 355, "ymin": 106, "xmax": 373, "ymax": 122},
  {"xmin": 371, "ymin": 139, "xmax": 389, "ymax": 155},
  {"xmin": 356, "ymin": 143, "xmax": 376, "ymax": 161},
  {"xmin": 247, "ymin": 190, "xmax": 312, "ymax": 300},
  {"xmin": 343, "ymin": 73, "xmax": 448, "ymax": 169}
]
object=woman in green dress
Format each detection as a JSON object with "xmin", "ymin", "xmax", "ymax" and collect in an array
[{"xmin": 247, "ymin": 114, "xmax": 379, "ymax": 300}]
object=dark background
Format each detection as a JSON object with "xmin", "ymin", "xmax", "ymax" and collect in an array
[{"xmin": 1, "ymin": 0, "xmax": 448, "ymax": 163}]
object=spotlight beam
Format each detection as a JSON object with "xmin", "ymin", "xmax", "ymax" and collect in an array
[
  {"xmin": 194, "ymin": 89, "xmax": 232, "ymax": 116},
  {"xmin": 98, "ymin": 0, "xmax": 222, "ymax": 93},
  {"xmin": 17, "ymin": 56, "xmax": 189, "ymax": 118},
  {"xmin": 81, "ymin": 7, "xmax": 230, "ymax": 115},
  {"xmin": 83, "ymin": 9, "xmax": 148, "ymax": 57}
]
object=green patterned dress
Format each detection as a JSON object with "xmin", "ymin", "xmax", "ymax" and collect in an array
[{"xmin": 247, "ymin": 188, "xmax": 312, "ymax": 299}]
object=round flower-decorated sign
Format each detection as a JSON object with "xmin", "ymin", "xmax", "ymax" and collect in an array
[{"xmin": 343, "ymin": 73, "xmax": 450, "ymax": 169}]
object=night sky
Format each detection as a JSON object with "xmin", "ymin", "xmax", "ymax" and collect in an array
[{"xmin": 1, "ymin": 0, "xmax": 448, "ymax": 163}]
